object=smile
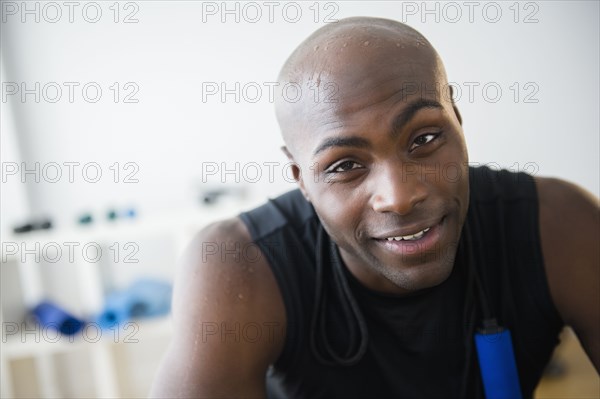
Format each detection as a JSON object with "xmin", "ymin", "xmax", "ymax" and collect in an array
[
  {"xmin": 385, "ymin": 227, "xmax": 431, "ymax": 241},
  {"xmin": 373, "ymin": 217, "xmax": 445, "ymax": 257}
]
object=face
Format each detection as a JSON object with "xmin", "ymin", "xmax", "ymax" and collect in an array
[{"xmin": 285, "ymin": 39, "xmax": 470, "ymax": 295}]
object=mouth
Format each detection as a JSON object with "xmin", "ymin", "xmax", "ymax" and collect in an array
[
  {"xmin": 372, "ymin": 217, "xmax": 446, "ymax": 257},
  {"xmin": 383, "ymin": 226, "xmax": 431, "ymax": 241}
]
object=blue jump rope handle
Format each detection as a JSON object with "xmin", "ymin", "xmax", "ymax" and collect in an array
[
  {"xmin": 475, "ymin": 328, "xmax": 522, "ymax": 399},
  {"xmin": 32, "ymin": 301, "xmax": 85, "ymax": 336},
  {"xmin": 96, "ymin": 278, "xmax": 172, "ymax": 329}
]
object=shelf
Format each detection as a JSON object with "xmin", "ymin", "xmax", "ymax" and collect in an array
[
  {"xmin": 1, "ymin": 196, "xmax": 267, "ymax": 262},
  {"xmin": 2, "ymin": 316, "xmax": 173, "ymax": 360},
  {"xmin": 1, "ymin": 196, "xmax": 269, "ymax": 398}
]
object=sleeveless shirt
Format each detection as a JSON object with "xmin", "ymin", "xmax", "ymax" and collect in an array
[{"xmin": 239, "ymin": 166, "xmax": 564, "ymax": 398}]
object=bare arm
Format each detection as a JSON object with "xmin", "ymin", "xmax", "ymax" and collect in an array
[
  {"xmin": 536, "ymin": 176, "xmax": 600, "ymax": 372},
  {"xmin": 149, "ymin": 218, "xmax": 286, "ymax": 398}
]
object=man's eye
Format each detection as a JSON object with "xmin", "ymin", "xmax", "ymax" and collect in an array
[
  {"xmin": 329, "ymin": 160, "xmax": 362, "ymax": 173},
  {"xmin": 410, "ymin": 133, "xmax": 440, "ymax": 151}
]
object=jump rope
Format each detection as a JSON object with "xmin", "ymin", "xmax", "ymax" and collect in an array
[{"xmin": 309, "ymin": 215, "xmax": 523, "ymax": 399}]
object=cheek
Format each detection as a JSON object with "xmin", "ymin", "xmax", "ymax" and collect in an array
[
  {"xmin": 423, "ymin": 134, "xmax": 469, "ymax": 189},
  {"xmin": 311, "ymin": 189, "xmax": 366, "ymax": 240}
]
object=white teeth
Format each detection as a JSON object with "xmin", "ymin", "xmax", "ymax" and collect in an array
[{"xmin": 386, "ymin": 227, "xmax": 431, "ymax": 241}]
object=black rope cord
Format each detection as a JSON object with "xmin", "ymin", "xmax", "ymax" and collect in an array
[
  {"xmin": 268, "ymin": 198, "xmax": 369, "ymax": 366},
  {"xmin": 459, "ymin": 218, "xmax": 487, "ymax": 398},
  {"xmin": 460, "ymin": 210, "xmax": 501, "ymax": 398},
  {"xmin": 459, "ymin": 225, "xmax": 478, "ymax": 398},
  {"xmin": 309, "ymin": 225, "xmax": 369, "ymax": 366}
]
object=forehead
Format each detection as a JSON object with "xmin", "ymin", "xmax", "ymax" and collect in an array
[{"xmin": 292, "ymin": 45, "xmax": 446, "ymax": 147}]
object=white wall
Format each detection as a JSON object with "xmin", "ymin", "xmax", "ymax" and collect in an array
[
  {"xmin": 1, "ymin": 3, "xmax": 598, "ymax": 398},
  {"xmin": 2, "ymin": 0, "xmax": 598, "ymax": 230}
]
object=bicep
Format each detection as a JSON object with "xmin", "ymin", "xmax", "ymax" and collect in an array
[
  {"xmin": 149, "ymin": 332, "xmax": 266, "ymax": 399},
  {"xmin": 149, "ymin": 220, "xmax": 286, "ymax": 398},
  {"xmin": 537, "ymin": 177, "xmax": 600, "ymax": 372}
]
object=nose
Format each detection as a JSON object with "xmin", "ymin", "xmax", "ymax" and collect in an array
[{"xmin": 369, "ymin": 162, "xmax": 428, "ymax": 215}]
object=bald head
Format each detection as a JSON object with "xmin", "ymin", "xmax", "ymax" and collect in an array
[
  {"xmin": 278, "ymin": 17, "xmax": 435, "ymax": 85},
  {"xmin": 271, "ymin": 18, "xmax": 468, "ymax": 297},
  {"xmin": 275, "ymin": 17, "xmax": 451, "ymax": 159}
]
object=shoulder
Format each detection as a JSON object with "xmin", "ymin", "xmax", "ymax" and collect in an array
[
  {"xmin": 173, "ymin": 216, "xmax": 286, "ymax": 345},
  {"xmin": 534, "ymin": 176, "xmax": 599, "ymax": 371},
  {"xmin": 535, "ymin": 176, "xmax": 599, "ymax": 212},
  {"xmin": 535, "ymin": 176, "xmax": 598, "ymax": 268},
  {"xmin": 150, "ymin": 216, "xmax": 286, "ymax": 397}
]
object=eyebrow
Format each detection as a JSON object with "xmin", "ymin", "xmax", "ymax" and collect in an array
[
  {"xmin": 312, "ymin": 98, "xmax": 444, "ymax": 156},
  {"xmin": 391, "ymin": 98, "xmax": 443, "ymax": 138},
  {"xmin": 312, "ymin": 136, "xmax": 371, "ymax": 157}
]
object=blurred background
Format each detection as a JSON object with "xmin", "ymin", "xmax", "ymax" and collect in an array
[{"xmin": 1, "ymin": 1, "xmax": 598, "ymax": 398}]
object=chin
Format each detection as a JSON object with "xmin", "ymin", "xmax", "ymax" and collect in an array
[{"xmin": 381, "ymin": 254, "xmax": 457, "ymax": 293}]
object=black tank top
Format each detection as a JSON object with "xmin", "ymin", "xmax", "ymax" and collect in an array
[{"xmin": 239, "ymin": 166, "xmax": 564, "ymax": 398}]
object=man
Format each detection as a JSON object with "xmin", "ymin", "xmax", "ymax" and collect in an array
[{"xmin": 150, "ymin": 17, "xmax": 599, "ymax": 398}]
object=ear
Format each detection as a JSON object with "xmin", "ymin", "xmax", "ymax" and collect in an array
[
  {"xmin": 448, "ymin": 85, "xmax": 463, "ymax": 126},
  {"xmin": 281, "ymin": 145, "xmax": 311, "ymax": 202}
]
